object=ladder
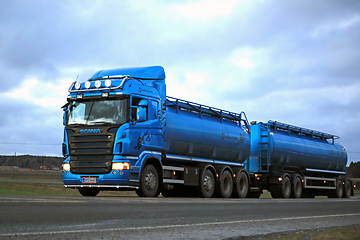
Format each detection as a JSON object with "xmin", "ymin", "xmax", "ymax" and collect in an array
[{"xmin": 259, "ymin": 123, "xmax": 271, "ymax": 172}]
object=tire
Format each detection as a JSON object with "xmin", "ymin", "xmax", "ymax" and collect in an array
[
  {"xmin": 271, "ymin": 176, "xmax": 291, "ymax": 198},
  {"xmin": 343, "ymin": 179, "xmax": 351, "ymax": 198},
  {"xmin": 200, "ymin": 169, "xmax": 215, "ymax": 198},
  {"xmin": 292, "ymin": 176, "xmax": 302, "ymax": 199},
  {"xmin": 234, "ymin": 171, "xmax": 249, "ymax": 198},
  {"xmin": 328, "ymin": 178, "xmax": 343, "ymax": 198},
  {"xmin": 219, "ymin": 170, "xmax": 233, "ymax": 198},
  {"xmin": 136, "ymin": 164, "xmax": 160, "ymax": 197},
  {"xmin": 78, "ymin": 188, "xmax": 100, "ymax": 197}
]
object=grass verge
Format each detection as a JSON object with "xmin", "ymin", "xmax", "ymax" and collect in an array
[{"xmin": 228, "ymin": 224, "xmax": 360, "ymax": 240}]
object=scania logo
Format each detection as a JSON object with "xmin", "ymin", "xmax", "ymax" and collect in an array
[{"xmin": 80, "ymin": 129, "xmax": 101, "ymax": 134}]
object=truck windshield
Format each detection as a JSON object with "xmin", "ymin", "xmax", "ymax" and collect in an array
[{"xmin": 67, "ymin": 98, "xmax": 129, "ymax": 126}]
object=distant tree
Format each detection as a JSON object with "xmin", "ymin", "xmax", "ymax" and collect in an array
[{"xmin": 346, "ymin": 162, "xmax": 360, "ymax": 178}]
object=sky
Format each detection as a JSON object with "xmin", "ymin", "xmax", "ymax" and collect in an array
[{"xmin": 0, "ymin": 0, "xmax": 359, "ymax": 164}]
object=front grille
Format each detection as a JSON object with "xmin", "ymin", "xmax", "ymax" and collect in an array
[{"xmin": 67, "ymin": 127, "xmax": 117, "ymax": 174}]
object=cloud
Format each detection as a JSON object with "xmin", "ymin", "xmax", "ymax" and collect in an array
[{"xmin": 0, "ymin": 0, "xmax": 359, "ymax": 163}]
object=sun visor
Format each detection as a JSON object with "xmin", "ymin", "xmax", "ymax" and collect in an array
[{"xmin": 89, "ymin": 66, "xmax": 165, "ymax": 80}]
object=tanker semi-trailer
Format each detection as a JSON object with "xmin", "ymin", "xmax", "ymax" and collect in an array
[{"xmin": 62, "ymin": 66, "xmax": 352, "ymax": 198}]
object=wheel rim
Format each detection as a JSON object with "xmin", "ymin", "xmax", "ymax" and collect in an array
[
  {"xmin": 203, "ymin": 175, "xmax": 213, "ymax": 193},
  {"xmin": 145, "ymin": 172, "xmax": 157, "ymax": 191}
]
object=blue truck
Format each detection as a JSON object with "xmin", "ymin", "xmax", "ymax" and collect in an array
[{"xmin": 62, "ymin": 66, "xmax": 353, "ymax": 198}]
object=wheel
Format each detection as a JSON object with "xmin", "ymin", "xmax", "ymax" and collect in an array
[
  {"xmin": 218, "ymin": 170, "xmax": 233, "ymax": 198},
  {"xmin": 280, "ymin": 176, "xmax": 291, "ymax": 198},
  {"xmin": 328, "ymin": 178, "xmax": 343, "ymax": 198},
  {"xmin": 271, "ymin": 176, "xmax": 291, "ymax": 198},
  {"xmin": 343, "ymin": 179, "xmax": 351, "ymax": 198},
  {"xmin": 200, "ymin": 169, "xmax": 215, "ymax": 198},
  {"xmin": 234, "ymin": 171, "xmax": 249, "ymax": 198},
  {"xmin": 292, "ymin": 176, "xmax": 302, "ymax": 199},
  {"xmin": 136, "ymin": 164, "xmax": 160, "ymax": 197},
  {"xmin": 78, "ymin": 188, "xmax": 100, "ymax": 197}
]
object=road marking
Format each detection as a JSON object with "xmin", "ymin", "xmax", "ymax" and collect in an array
[{"xmin": 1, "ymin": 213, "xmax": 359, "ymax": 237}]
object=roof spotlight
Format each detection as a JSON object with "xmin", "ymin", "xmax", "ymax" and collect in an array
[
  {"xmin": 74, "ymin": 81, "xmax": 81, "ymax": 90},
  {"xmin": 105, "ymin": 80, "xmax": 112, "ymax": 88},
  {"xmin": 95, "ymin": 80, "xmax": 101, "ymax": 88},
  {"xmin": 85, "ymin": 81, "xmax": 91, "ymax": 89}
]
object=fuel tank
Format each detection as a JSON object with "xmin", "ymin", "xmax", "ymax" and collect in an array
[
  {"xmin": 165, "ymin": 98, "xmax": 250, "ymax": 163},
  {"xmin": 249, "ymin": 121, "xmax": 347, "ymax": 173}
]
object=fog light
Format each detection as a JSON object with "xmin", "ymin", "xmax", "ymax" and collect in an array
[{"xmin": 85, "ymin": 81, "xmax": 91, "ymax": 89}]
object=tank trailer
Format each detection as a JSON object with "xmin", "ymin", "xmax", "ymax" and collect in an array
[{"xmin": 62, "ymin": 66, "xmax": 352, "ymax": 198}]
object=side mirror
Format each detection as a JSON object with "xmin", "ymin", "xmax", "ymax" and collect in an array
[{"xmin": 137, "ymin": 100, "xmax": 148, "ymax": 122}]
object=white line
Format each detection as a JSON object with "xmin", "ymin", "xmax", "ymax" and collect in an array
[{"xmin": 1, "ymin": 213, "xmax": 359, "ymax": 237}]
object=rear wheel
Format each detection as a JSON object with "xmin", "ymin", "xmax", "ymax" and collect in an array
[
  {"xmin": 136, "ymin": 164, "xmax": 160, "ymax": 197},
  {"xmin": 343, "ymin": 179, "xmax": 351, "ymax": 198},
  {"xmin": 78, "ymin": 188, "xmax": 100, "ymax": 197},
  {"xmin": 292, "ymin": 176, "xmax": 302, "ymax": 199},
  {"xmin": 200, "ymin": 169, "xmax": 215, "ymax": 198},
  {"xmin": 234, "ymin": 171, "xmax": 249, "ymax": 198},
  {"xmin": 328, "ymin": 178, "xmax": 343, "ymax": 198},
  {"xmin": 271, "ymin": 175, "xmax": 291, "ymax": 198},
  {"xmin": 219, "ymin": 170, "xmax": 233, "ymax": 198}
]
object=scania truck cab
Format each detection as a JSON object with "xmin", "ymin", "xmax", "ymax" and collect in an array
[{"xmin": 62, "ymin": 66, "xmax": 168, "ymax": 196}]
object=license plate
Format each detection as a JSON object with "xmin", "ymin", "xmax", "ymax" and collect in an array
[{"xmin": 82, "ymin": 177, "xmax": 97, "ymax": 184}]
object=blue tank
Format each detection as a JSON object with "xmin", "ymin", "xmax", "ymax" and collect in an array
[
  {"xmin": 165, "ymin": 97, "xmax": 251, "ymax": 163},
  {"xmin": 249, "ymin": 121, "xmax": 347, "ymax": 173}
]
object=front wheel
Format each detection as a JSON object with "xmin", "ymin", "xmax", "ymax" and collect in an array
[{"xmin": 136, "ymin": 164, "xmax": 160, "ymax": 197}]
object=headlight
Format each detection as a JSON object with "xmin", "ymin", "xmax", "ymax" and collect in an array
[
  {"xmin": 74, "ymin": 81, "xmax": 81, "ymax": 90},
  {"xmin": 62, "ymin": 163, "xmax": 71, "ymax": 171},
  {"xmin": 85, "ymin": 81, "xmax": 91, "ymax": 89},
  {"xmin": 105, "ymin": 80, "xmax": 112, "ymax": 88},
  {"xmin": 112, "ymin": 162, "xmax": 130, "ymax": 170},
  {"xmin": 95, "ymin": 80, "xmax": 101, "ymax": 88}
]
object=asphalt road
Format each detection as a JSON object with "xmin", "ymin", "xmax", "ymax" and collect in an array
[{"xmin": 0, "ymin": 195, "xmax": 359, "ymax": 240}]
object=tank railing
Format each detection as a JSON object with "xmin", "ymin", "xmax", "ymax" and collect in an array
[
  {"xmin": 166, "ymin": 96, "xmax": 249, "ymax": 128},
  {"xmin": 268, "ymin": 120, "xmax": 339, "ymax": 142}
]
